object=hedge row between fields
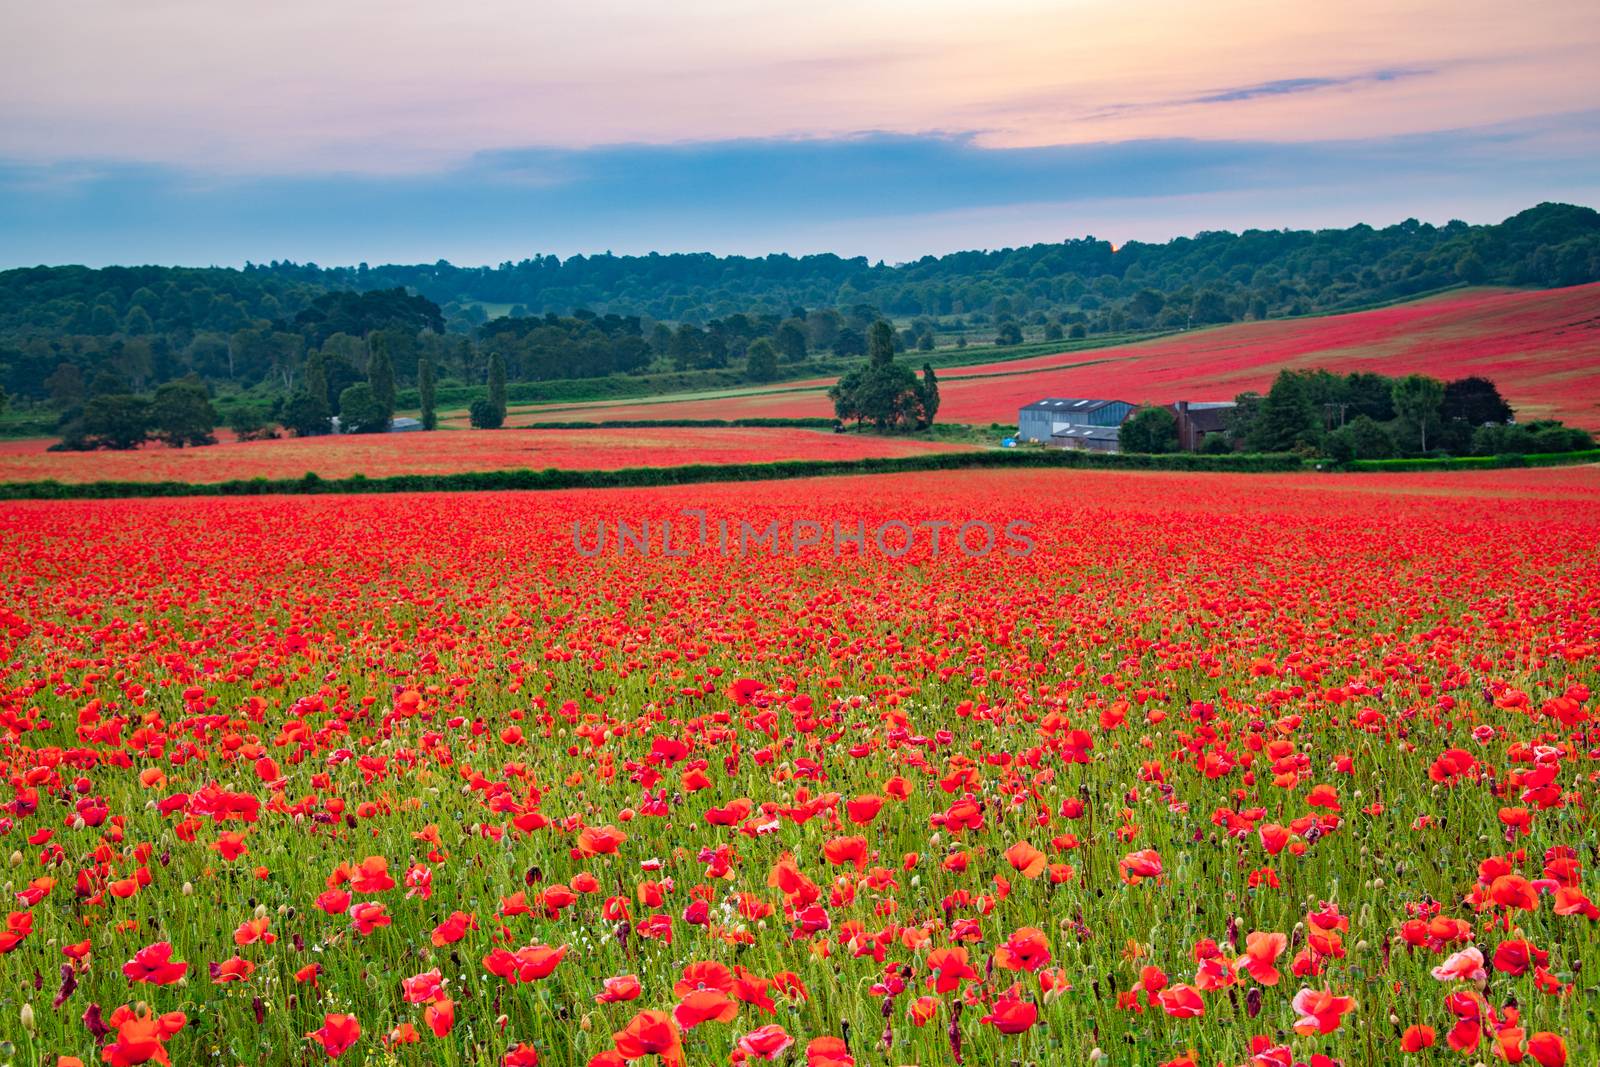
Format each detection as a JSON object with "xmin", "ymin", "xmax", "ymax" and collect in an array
[
  {"xmin": 518, "ymin": 418, "xmax": 839, "ymax": 429},
  {"xmin": 1346, "ymin": 449, "xmax": 1600, "ymax": 471},
  {"xmin": 0, "ymin": 449, "xmax": 1306, "ymax": 500}
]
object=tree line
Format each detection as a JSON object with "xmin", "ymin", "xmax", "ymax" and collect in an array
[
  {"xmin": 1117, "ymin": 371, "xmax": 1594, "ymax": 460},
  {"xmin": 4, "ymin": 202, "xmax": 1597, "ymax": 412}
]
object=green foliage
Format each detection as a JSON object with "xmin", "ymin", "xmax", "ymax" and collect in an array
[
  {"xmin": 281, "ymin": 349, "xmax": 332, "ymax": 437},
  {"xmin": 418, "ymin": 356, "xmax": 437, "ymax": 430},
  {"xmin": 994, "ymin": 322, "xmax": 1023, "ymax": 345},
  {"xmin": 919, "ymin": 364, "xmax": 940, "ymax": 426},
  {"xmin": 293, "ymin": 287, "xmax": 444, "ymax": 344},
  {"xmin": 1472, "ymin": 420, "xmax": 1594, "ymax": 455},
  {"xmin": 829, "ymin": 322, "xmax": 939, "ymax": 431},
  {"xmin": 148, "ymin": 378, "xmax": 218, "ymax": 447},
  {"xmin": 1442, "ymin": 376, "xmax": 1513, "ymax": 425},
  {"xmin": 5, "ymin": 202, "xmax": 1599, "ymax": 414},
  {"xmin": 1323, "ymin": 415, "xmax": 1397, "ymax": 462},
  {"xmin": 225, "ymin": 406, "xmax": 278, "ymax": 442},
  {"xmin": 1348, "ymin": 448, "xmax": 1600, "ymax": 472},
  {"xmin": 868, "ymin": 320, "xmax": 895, "ymax": 365},
  {"xmin": 1390, "ymin": 374, "xmax": 1446, "ymax": 452},
  {"xmin": 367, "ymin": 339, "xmax": 396, "ymax": 417},
  {"xmin": 773, "ymin": 321, "xmax": 807, "ymax": 362},
  {"xmin": 337, "ymin": 383, "xmax": 389, "ymax": 434},
  {"xmin": 1121, "ymin": 405, "xmax": 1180, "ymax": 453},
  {"xmin": 0, "ymin": 448, "xmax": 1311, "ymax": 500},
  {"xmin": 833, "ymin": 328, "xmax": 866, "ymax": 358},
  {"xmin": 487, "ymin": 351, "xmax": 507, "ymax": 421},
  {"xmin": 469, "ymin": 397, "xmax": 505, "ymax": 429},
  {"xmin": 78, "ymin": 394, "xmax": 151, "ymax": 450},
  {"xmin": 745, "ymin": 339, "xmax": 780, "ymax": 383},
  {"xmin": 1247, "ymin": 371, "xmax": 1321, "ymax": 452}
]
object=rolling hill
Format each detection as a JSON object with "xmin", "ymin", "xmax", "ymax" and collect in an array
[{"xmin": 505, "ymin": 284, "xmax": 1600, "ymax": 428}]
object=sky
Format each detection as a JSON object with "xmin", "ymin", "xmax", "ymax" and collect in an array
[{"xmin": 2, "ymin": 0, "xmax": 1598, "ymax": 267}]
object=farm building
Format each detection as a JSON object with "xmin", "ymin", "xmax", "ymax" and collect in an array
[
  {"xmin": 1170, "ymin": 400, "xmax": 1236, "ymax": 450},
  {"xmin": 1050, "ymin": 424, "xmax": 1123, "ymax": 452},
  {"xmin": 327, "ymin": 415, "xmax": 425, "ymax": 434},
  {"xmin": 1017, "ymin": 398, "xmax": 1135, "ymax": 444}
]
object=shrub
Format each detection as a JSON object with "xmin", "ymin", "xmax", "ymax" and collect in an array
[
  {"xmin": 337, "ymin": 384, "xmax": 390, "ymax": 434},
  {"xmin": 469, "ymin": 397, "xmax": 505, "ymax": 429}
]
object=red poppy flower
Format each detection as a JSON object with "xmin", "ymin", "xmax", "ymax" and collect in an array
[
  {"xmin": 308, "ymin": 1013, "xmax": 361, "ymax": 1059},
  {"xmin": 123, "ymin": 942, "xmax": 188, "ymax": 985},
  {"xmin": 612, "ymin": 1010, "xmax": 684, "ymax": 1067},
  {"xmin": 736, "ymin": 1024, "xmax": 794, "ymax": 1060},
  {"xmin": 1291, "ymin": 987, "xmax": 1356, "ymax": 1035},
  {"xmin": 981, "ymin": 994, "xmax": 1038, "ymax": 1034}
]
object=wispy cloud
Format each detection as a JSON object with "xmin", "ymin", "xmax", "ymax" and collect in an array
[
  {"xmin": 1069, "ymin": 67, "xmax": 1438, "ymax": 122},
  {"xmin": 1191, "ymin": 67, "xmax": 1431, "ymax": 105}
]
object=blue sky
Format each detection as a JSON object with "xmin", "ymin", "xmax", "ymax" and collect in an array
[{"xmin": 2, "ymin": 1, "xmax": 1597, "ymax": 266}]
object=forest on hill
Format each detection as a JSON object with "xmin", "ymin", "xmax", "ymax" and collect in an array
[{"xmin": 0, "ymin": 202, "xmax": 1596, "ymax": 415}]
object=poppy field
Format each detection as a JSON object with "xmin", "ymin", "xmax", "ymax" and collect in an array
[
  {"xmin": 514, "ymin": 284, "xmax": 1600, "ymax": 428},
  {"xmin": 1, "ymin": 465, "xmax": 1596, "ymax": 1067},
  {"xmin": 0, "ymin": 429, "xmax": 974, "ymax": 486}
]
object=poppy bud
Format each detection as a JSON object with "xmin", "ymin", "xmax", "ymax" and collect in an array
[
  {"xmin": 7, "ymin": 851, "xmax": 20, "ymax": 868},
  {"xmin": 19, "ymin": 1004, "xmax": 34, "ymax": 1033}
]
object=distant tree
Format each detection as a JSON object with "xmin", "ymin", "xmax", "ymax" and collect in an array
[
  {"xmin": 868, "ymin": 320, "xmax": 895, "ymax": 366},
  {"xmin": 282, "ymin": 350, "xmax": 332, "ymax": 436},
  {"xmin": 774, "ymin": 321, "xmax": 808, "ymax": 362},
  {"xmin": 994, "ymin": 322, "xmax": 1023, "ymax": 345},
  {"xmin": 1391, "ymin": 373, "xmax": 1446, "ymax": 452},
  {"xmin": 148, "ymin": 378, "xmax": 218, "ymax": 447},
  {"xmin": 829, "ymin": 366, "xmax": 866, "ymax": 426},
  {"xmin": 1324, "ymin": 415, "xmax": 1396, "ymax": 461},
  {"xmin": 828, "ymin": 321, "xmax": 930, "ymax": 431},
  {"xmin": 1224, "ymin": 391, "xmax": 1264, "ymax": 445},
  {"xmin": 367, "ymin": 338, "xmax": 396, "ymax": 418},
  {"xmin": 45, "ymin": 363, "xmax": 86, "ymax": 408},
  {"xmin": 226, "ymin": 406, "xmax": 278, "ymax": 442},
  {"xmin": 80, "ymin": 394, "xmax": 151, "ymax": 450},
  {"xmin": 1121, "ymin": 406, "xmax": 1180, "ymax": 453},
  {"xmin": 1189, "ymin": 289, "xmax": 1231, "ymax": 324},
  {"xmin": 337, "ymin": 383, "xmax": 390, "ymax": 434},
  {"xmin": 1129, "ymin": 289, "xmax": 1165, "ymax": 322},
  {"xmin": 918, "ymin": 364, "xmax": 940, "ymax": 426},
  {"xmin": 669, "ymin": 325, "xmax": 704, "ymax": 371},
  {"xmin": 488, "ymin": 350, "xmax": 508, "ymax": 421},
  {"xmin": 123, "ymin": 306, "xmax": 154, "ymax": 337},
  {"xmin": 89, "ymin": 370, "xmax": 132, "ymax": 398},
  {"xmin": 1043, "ymin": 323, "xmax": 1064, "ymax": 341},
  {"xmin": 1344, "ymin": 372, "xmax": 1396, "ymax": 421},
  {"xmin": 418, "ymin": 356, "xmax": 438, "ymax": 430},
  {"xmin": 1442, "ymin": 376, "xmax": 1513, "ymax": 425},
  {"xmin": 1199, "ymin": 432, "xmax": 1233, "ymax": 454},
  {"xmin": 469, "ymin": 397, "xmax": 505, "ymax": 429},
  {"xmin": 1068, "ymin": 323, "xmax": 1086, "ymax": 339},
  {"xmin": 833, "ymin": 328, "xmax": 866, "ymax": 358},
  {"xmin": 745, "ymin": 339, "xmax": 779, "ymax": 383},
  {"xmin": 1454, "ymin": 252, "xmax": 1488, "ymax": 284},
  {"xmin": 1248, "ymin": 372, "xmax": 1320, "ymax": 452}
]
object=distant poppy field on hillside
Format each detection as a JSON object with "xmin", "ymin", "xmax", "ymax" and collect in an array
[
  {"xmin": 1, "ymin": 465, "xmax": 1594, "ymax": 1067},
  {"xmin": 516, "ymin": 284, "xmax": 1600, "ymax": 428}
]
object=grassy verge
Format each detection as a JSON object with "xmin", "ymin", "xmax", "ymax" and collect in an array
[{"xmin": 1345, "ymin": 449, "xmax": 1600, "ymax": 472}]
